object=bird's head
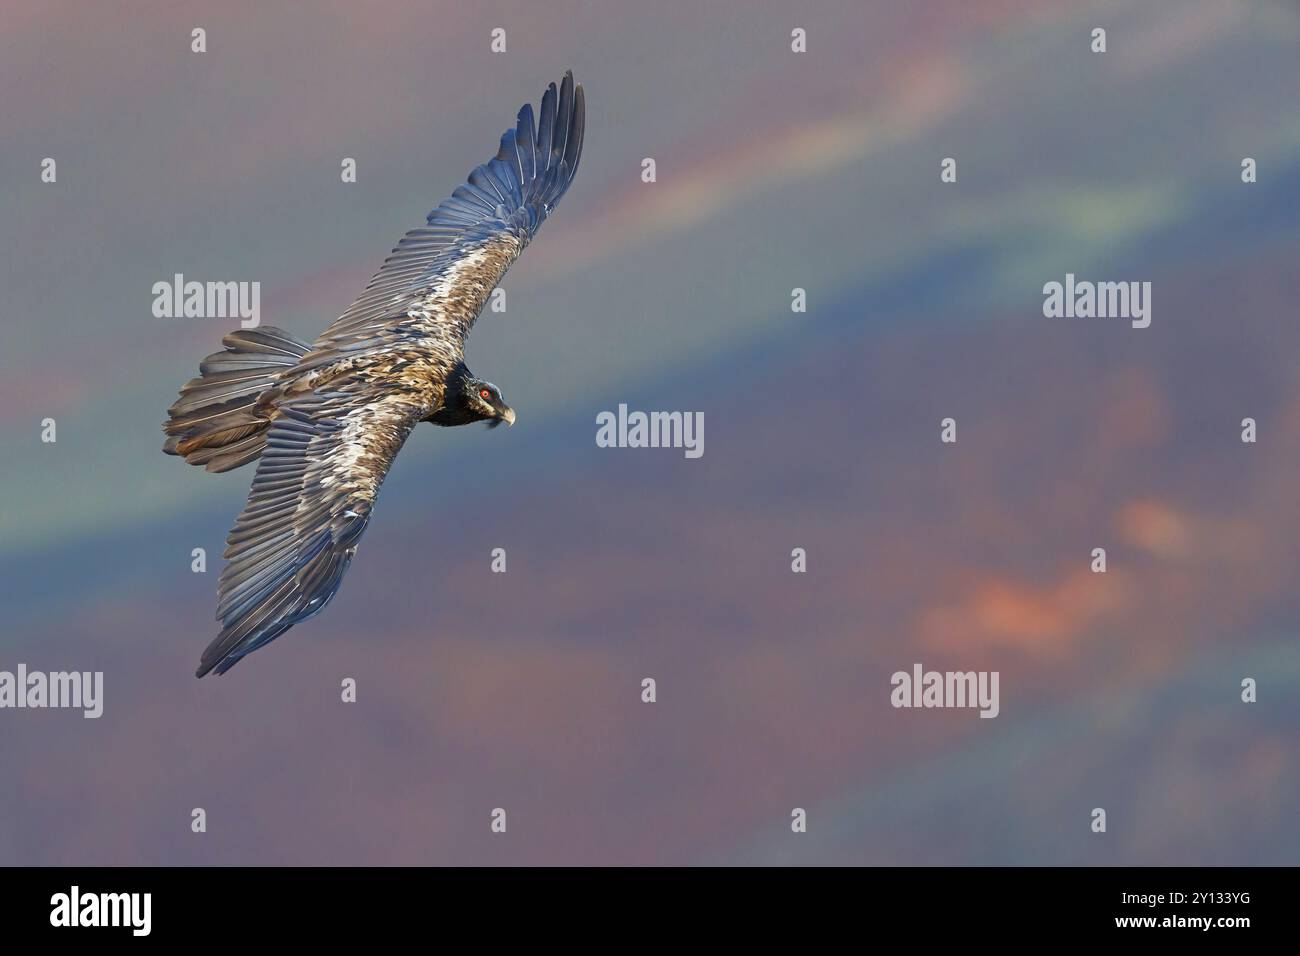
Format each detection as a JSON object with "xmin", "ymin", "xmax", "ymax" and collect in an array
[{"xmin": 468, "ymin": 379, "xmax": 516, "ymax": 428}]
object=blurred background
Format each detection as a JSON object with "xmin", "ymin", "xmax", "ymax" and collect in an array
[{"xmin": 1, "ymin": 0, "xmax": 1298, "ymax": 865}]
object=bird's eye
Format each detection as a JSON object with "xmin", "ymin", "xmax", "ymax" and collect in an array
[{"xmin": 479, "ymin": 388, "xmax": 492, "ymax": 400}]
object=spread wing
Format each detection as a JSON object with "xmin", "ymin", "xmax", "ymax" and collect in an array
[
  {"xmin": 195, "ymin": 387, "xmax": 429, "ymax": 676},
  {"xmin": 307, "ymin": 71, "xmax": 585, "ymax": 361}
]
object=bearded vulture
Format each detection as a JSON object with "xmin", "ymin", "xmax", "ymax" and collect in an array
[{"xmin": 163, "ymin": 72, "xmax": 585, "ymax": 676}]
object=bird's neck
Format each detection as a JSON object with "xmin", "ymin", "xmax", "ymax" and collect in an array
[{"xmin": 423, "ymin": 363, "xmax": 477, "ymax": 426}]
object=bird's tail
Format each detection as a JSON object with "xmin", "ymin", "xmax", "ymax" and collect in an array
[{"xmin": 163, "ymin": 326, "xmax": 310, "ymax": 473}]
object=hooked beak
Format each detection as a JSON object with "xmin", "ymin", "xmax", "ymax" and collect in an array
[{"xmin": 499, "ymin": 406, "xmax": 516, "ymax": 428}]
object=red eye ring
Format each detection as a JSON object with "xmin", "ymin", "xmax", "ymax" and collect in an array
[{"xmin": 479, "ymin": 388, "xmax": 492, "ymax": 400}]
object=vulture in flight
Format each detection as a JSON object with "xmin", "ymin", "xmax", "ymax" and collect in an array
[{"xmin": 163, "ymin": 72, "xmax": 586, "ymax": 677}]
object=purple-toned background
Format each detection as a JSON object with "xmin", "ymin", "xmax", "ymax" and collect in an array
[{"xmin": 1, "ymin": 0, "xmax": 1298, "ymax": 864}]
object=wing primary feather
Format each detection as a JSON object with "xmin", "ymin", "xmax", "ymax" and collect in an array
[
  {"xmin": 537, "ymin": 82, "xmax": 557, "ymax": 177},
  {"xmin": 553, "ymin": 71, "xmax": 574, "ymax": 168},
  {"xmin": 516, "ymin": 103, "xmax": 537, "ymax": 183}
]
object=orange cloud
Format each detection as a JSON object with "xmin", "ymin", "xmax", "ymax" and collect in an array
[{"xmin": 917, "ymin": 569, "xmax": 1129, "ymax": 657}]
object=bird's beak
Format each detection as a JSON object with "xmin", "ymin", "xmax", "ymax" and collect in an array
[{"xmin": 500, "ymin": 406, "xmax": 516, "ymax": 428}]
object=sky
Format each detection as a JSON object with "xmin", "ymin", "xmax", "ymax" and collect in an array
[{"xmin": 1, "ymin": 0, "xmax": 1298, "ymax": 865}]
